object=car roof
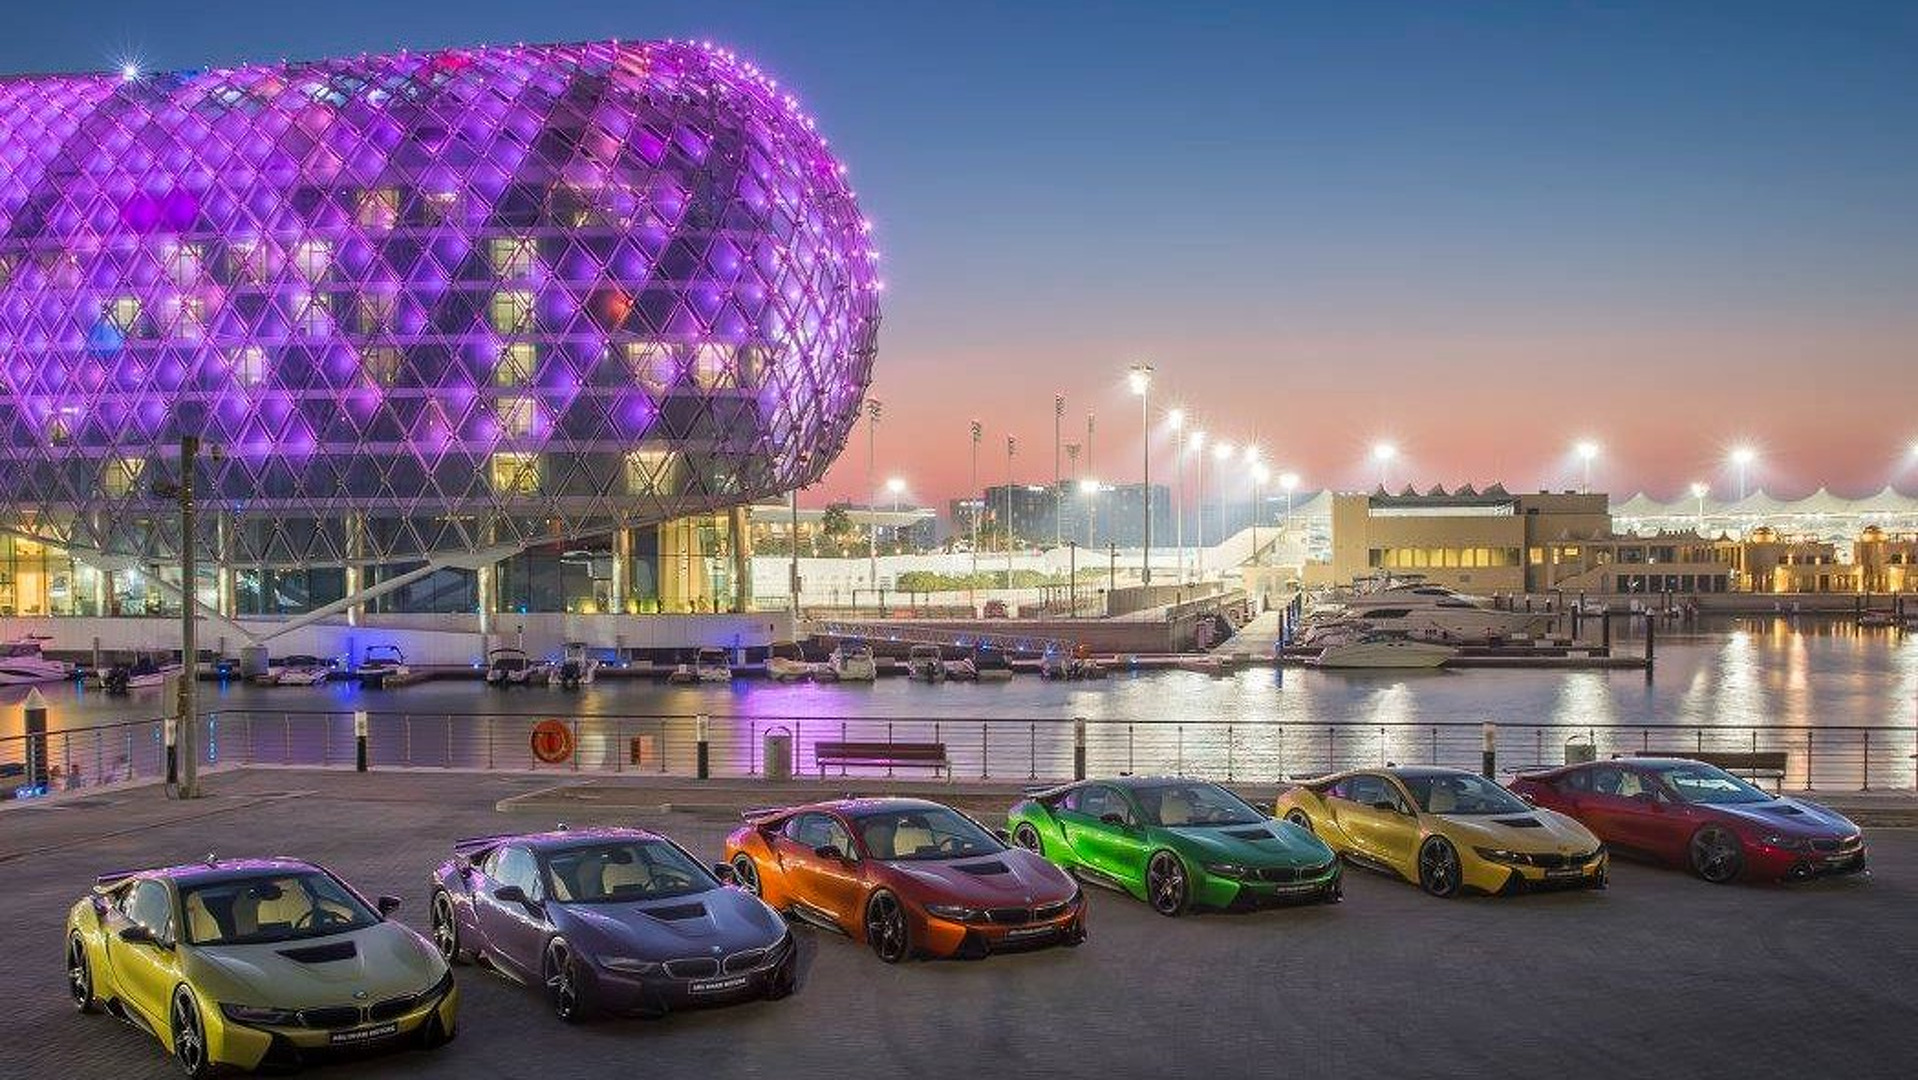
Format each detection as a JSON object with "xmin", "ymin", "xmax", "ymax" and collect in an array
[
  {"xmin": 816, "ymin": 797, "xmax": 953, "ymax": 816},
  {"xmin": 100, "ymin": 856, "xmax": 322, "ymax": 889},
  {"xmin": 490, "ymin": 826, "xmax": 667, "ymax": 852}
]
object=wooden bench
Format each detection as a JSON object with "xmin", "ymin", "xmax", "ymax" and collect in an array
[
  {"xmin": 815, "ymin": 740, "xmax": 950, "ymax": 779},
  {"xmin": 1689, "ymin": 750, "xmax": 1788, "ymax": 792}
]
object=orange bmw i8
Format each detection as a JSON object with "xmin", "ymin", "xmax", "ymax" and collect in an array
[{"xmin": 723, "ymin": 797, "xmax": 1086, "ymax": 963}]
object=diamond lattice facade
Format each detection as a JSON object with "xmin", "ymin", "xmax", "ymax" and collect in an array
[{"xmin": 0, "ymin": 40, "xmax": 878, "ymax": 615}]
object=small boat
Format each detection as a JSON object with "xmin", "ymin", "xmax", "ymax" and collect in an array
[
  {"xmin": 357, "ymin": 644, "xmax": 411, "ymax": 689},
  {"xmin": 1576, "ymin": 599, "xmax": 1610, "ymax": 616},
  {"xmin": 98, "ymin": 656, "xmax": 182, "ymax": 694},
  {"xmin": 1039, "ymin": 646, "xmax": 1104, "ymax": 681},
  {"xmin": 766, "ymin": 642, "xmax": 814, "ymax": 683},
  {"xmin": 272, "ymin": 655, "xmax": 331, "ymax": 686},
  {"xmin": 549, "ymin": 642, "xmax": 599, "ymax": 689},
  {"xmin": 484, "ymin": 647, "xmax": 536, "ymax": 688},
  {"xmin": 828, "ymin": 642, "xmax": 877, "ymax": 682},
  {"xmin": 1308, "ymin": 635, "xmax": 1457, "ymax": 669},
  {"xmin": 1858, "ymin": 611, "xmax": 1895, "ymax": 628},
  {"xmin": 0, "ymin": 637, "xmax": 72, "ymax": 686},
  {"xmin": 693, "ymin": 646, "xmax": 733, "ymax": 683},
  {"xmin": 968, "ymin": 648, "xmax": 1015, "ymax": 682},
  {"xmin": 906, "ymin": 644, "xmax": 946, "ymax": 683}
]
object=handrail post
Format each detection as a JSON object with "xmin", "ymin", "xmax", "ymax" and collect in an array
[{"xmin": 1073, "ymin": 717, "xmax": 1086, "ymax": 781}]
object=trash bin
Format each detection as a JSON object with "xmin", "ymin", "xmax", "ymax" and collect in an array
[
  {"xmin": 1564, "ymin": 735, "xmax": 1597, "ymax": 765},
  {"xmin": 763, "ymin": 726, "xmax": 793, "ymax": 782}
]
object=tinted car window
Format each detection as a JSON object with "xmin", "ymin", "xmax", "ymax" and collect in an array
[
  {"xmin": 1561, "ymin": 769, "xmax": 1591, "ymax": 792},
  {"xmin": 545, "ymin": 841, "xmax": 711, "ymax": 903},
  {"xmin": 1344, "ymin": 775, "xmax": 1386, "ymax": 807},
  {"xmin": 1077, "ymin": 786, "xmax": 1132, "ymax": 824},
  {"xmin": 1590, "ymin": 766, "xmax": 1650, "ymax": 798},
  {"xmin": 126, "ymin": 880, "xmax": 173, "ymax": 939},
  {"xmin": 494, "ymin": 846, "xmax": 542, "ymax": 896},
  {"xmin": 1134, "ymin": 782, "xmax": 1264, "ymax": 827},
  {"xmin": 181, "ymin": 872, "xmax": 377, "ymax": 945},
  {"xmin": 855, "ymin": 807, "xmax": 1001, "ymax": 861},
  {"xmin": 788, "ymin": 813, "xmax": 852, "ymax": 854}
]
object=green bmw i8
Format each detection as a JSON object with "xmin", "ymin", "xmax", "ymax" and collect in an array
[{"xmin": 1006, "ymin": 778, "xmax": 1341, "ymax": 915}]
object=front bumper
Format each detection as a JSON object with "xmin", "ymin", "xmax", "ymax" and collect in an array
[
  {"xmin": 215, "ymin": 980, "xmax": 458, "ymax": 1070},
  {"xmin": 1481, "ymin": 850, "xmax": 1609, "ymax": 896},
  {"xmin": 587, "ymin": 932, "xmax": 795, "ymax": 1016},
  {"xmin": 1197, "ymin": 861, "xmax": 1343, "ymax": 909},
  {"xmin": 1748, "ymin": 841, "xmax": 1869, "ymax": 882},
  {"xmin": 920, "ymin": 896, "xmax": 1088, "ymax": 959}
]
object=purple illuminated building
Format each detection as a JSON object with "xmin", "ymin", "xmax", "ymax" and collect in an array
[{"xmin": 0, "ymin": 40, "xmax": 878, "ymax": 617}]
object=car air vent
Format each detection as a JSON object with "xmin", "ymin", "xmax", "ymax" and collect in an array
[
  {"xmin": 1222, "ymin": 828, "xmax": 1274, "ymax": 841},
  {"xmin": 277, "ymin": 940, "xmax": 356, "ymax": 964},
  {"xmin": 953, "ymin": 861, "xmax": 1011, "ymax": 876},
  {"xmin": 644, "ymin": 902, "xmax": 708, "ymax": 921},
  {"xmin": 1763, "ymin": 805, "xmax": 1802, "ymax": 815},
  {"xmin": 1492, "ymin": 817, "xmax": 1543, "ymax": 828}
]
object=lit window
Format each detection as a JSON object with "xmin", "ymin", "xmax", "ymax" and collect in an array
[
  {"xmin": 490, "ymin": 452, "xmax": 541, "ymax": 495},
  {"xmin": 294, "ymin": 293, "xmax": 331, "ymax": 337},
  {"xmin": 49, "ymin": 406, "xmax": 81, "ymax": 446},
  {"xmin": 106, "ymin": 296, "xmax": 143, "ymax": 333},
  {"xmin": 356, "ymin": 291, "xmax": 396, "ymax": 335},
  {"xmin": 625, "ymin": 451, "xmax": 682, "ymax": 495},
  {"xmin": 165, "ymin": 243, "xmax": 205, "ymax": 285},
  {"xmin": 623, "ymin": 342, "xmax": 679, "ymax": 393},
  {"xmin": 489, "ymin": 290, "xmax": 534, "ymax": 335},
  {"xmin": 173, "ymin": 295, "xmax": 207, "ymax": 339},
  {"xmin": 495, "ymin": 343, "xmax": 536, "ymax": 387},
  {"xmin": 423, "ymin": 191, "xmax": 462, "ymax": 226},
  {"xmin": 228, "ymin": 240, "xmax": 268, "ymax": 284},
  {"xmin": 361, "ymin": 346, "xmax": 402, "ymax": 386},
  {"xmin": 487, "ymin": 237, "xmax": 537, "ymax": 279},
  {"xmin": 356, "ymin": 187, "xmax": 401, "ymax": 230},
  {"xmin": 691, "ymin": 344, "xmax": 732, "ymax": 390},
  {"xmin": 230, "ymin": 347, "xmax": 269, "ymax": 387},
  {"xmin": 293, "ymin": 240, "xmax": 331, "ymax": 281},
  {"xmin": 497, "ymin": 396, "xmax": 537, "ymax": 438},
  {"xmin": 102, "ymin": 456, "xmax": 146, "ymax": 497}
]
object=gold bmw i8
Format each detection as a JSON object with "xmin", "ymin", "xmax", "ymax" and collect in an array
[
  {"xmin": 64, "ymin": 856, "xmax": 456, "ymax": 1076},
  {"xmin": 1274, "ymin": 767, "xmax": 1607, "ymax": 897}
]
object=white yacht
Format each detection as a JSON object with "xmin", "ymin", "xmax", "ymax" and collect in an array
[
  {"xmin": 906, "ymin": 644, "xmax": 946, "ymax": 682},
  {"xmin": 1328, "ymin": 584, "xmax": 1554, "ymax": 642},
  {"xmin": 1309, "ymin": 635, "xmax": 1457, "ymax": 669},
  {"xmin": 0, "ymin": 638, "xmax": 71, "ymax": 685},
  {"xmin": 827, "ymin": 641, "xmax": 878, "ymax": 682},
  {"xmin": 357, "ymin": 644, "xmax": 411, "ymax": 688},
  {"xmin": 550, "ymin": 642, "xmax": 600, "ymax": 689}
]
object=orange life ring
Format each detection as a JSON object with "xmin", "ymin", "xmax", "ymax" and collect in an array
[{"xmin": 531, "ymin": 720, "xmax": 574, "ymax": 764}]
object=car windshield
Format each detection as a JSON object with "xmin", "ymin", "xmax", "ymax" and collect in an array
[
  {"xmin": 1134, "ymin": 782, "xmax": 1266, "ymax": 827},
  {"xmin": 1654, "ymin": 764, "xmax": 1773, "ymax": 805},
  {"xmin": 545, "ymin": 841, "xmax": 713, "ymax": 903},
  {"xmin": 1400, "ymin": 773, "xmax": 1529, "ymax": 815},
  {"xmin": 855, "ymin": 807, "xmax": 1003, "ymax": 861},
  {"xmin": 181, "ymin": 871, "xmax": 379, "ymax": 946}
]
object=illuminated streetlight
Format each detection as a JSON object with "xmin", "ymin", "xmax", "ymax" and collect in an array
[
  {"xmin": 1372, "ymin": 442, "xmax": 1397, "ymax": 490},
  {"xmin": 1730, "ymin": 445, "xmax": 1757, "ymax": 500},
  {"xmin": 1168, "ymin": 408, "xmax": 1185, "ymax": 581},
  {"xmin": 1575, "ymin": 440, "xmax": 1600, "ymax": 494},
  {"xmin": 1279, "ymin": 471, "xmax": 1300, "ymax": 532},
  {"xmin": 1250, "ymin": 462, "xmax": 1271, "ymax": 565},
  {"xmin": 1128, "ymin": 363, "xmax": 1153, "ymax": 585},
  {"xmin": 120, "ymin": 62, "xmax": 140, "ymax": 81},
  {"xmin": 1690, "ymin": 481, "xmax": 1709, "ymax": 531}
]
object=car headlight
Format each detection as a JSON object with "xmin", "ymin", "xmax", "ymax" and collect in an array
[
  {"xmin": 1473, "ymin": 847, "xmax": 1527, "ymax": 866},
  {"xmin": 220, "ymin": 1003, "xmax": 302, "ymax": 1026},
  {"xmin": 1202, "ymin": 862, "xmax": 1247, "ymax": 879},
  {"xmin": 600, "ymin": 957, "xmax": 663, "ymax": 975},
  {"xmin": 1763, "ymin": 835, "xmax": 1812, "ymax": 852},
  {"xmin": 925, "ymin": 904, "xmax": 983, "ymax": 922}
]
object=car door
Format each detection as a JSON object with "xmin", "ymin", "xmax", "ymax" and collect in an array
[
  {"xmin": 102, "ymin": 879, "xmax": 183, "ymax": 1036},
  {"xmin": 1066, "ymin": 785, "xmax": 1151, "ymax": 886},
  {"xmin": 1327, "ymin": 774, "xmax": 1398, "ymax": 861},
  {"xmin": 1581, "ymin": 765, "xmax": 1660, "ymax": 850},
  {"xmin": 472, "ymin": 845, "xmax": 550, "ymax": 979},
  {"xmin": 774, "ymin": 813, "xmax": 865, "ymax": 927},
  {"xmin": 1050, "ymin": 786, "xmax": 1106, "ymax": 870}
]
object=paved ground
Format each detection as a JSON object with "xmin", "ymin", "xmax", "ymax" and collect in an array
[{"xmin": 3, "ymin": 770, "xmax": 1912, "ymax": 1079}]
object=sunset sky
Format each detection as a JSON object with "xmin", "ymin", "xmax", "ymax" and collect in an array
[{"xmin": 7, "ymin": 1, "xmax": 1916, "ymax": 506}]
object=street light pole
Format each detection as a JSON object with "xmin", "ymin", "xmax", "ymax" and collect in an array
[
  {"xmin": 865, "ymin": 399, "xmax": 880, "ymax": 598},
  {"xmin": 1128, "ymin": 363, "xmax": 1153, "ymax": 586},
  {"xmin": 1053, "ymin": 394, "xmax": 1064, "ymax": 549},
  {"xmin": 969, "ymin": 419, "xmax": 982, "ymax": 578},
  {"xmin": 1168, "ymin": 409, "xmax": 1184, "ymax": 584},
  {"xmin": 176, "ymin": 433, "xmax": 200, "ymax": 799},
  {"xmin": 1192, "ymin": 430, "xmax": 1207, "ymax": 579},
  {"xmin": 1005, "ymin": 435, "xmax": 1017, "ymax": 587}
]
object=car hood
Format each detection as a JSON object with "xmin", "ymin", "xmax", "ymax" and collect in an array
[
  {"xmin": 554, "ymin": 887, "xmax": 787, "ymax": 958},
  {"xmin": 191, "ymin": 921, "xmax": 443, "ymax": 1007},
  {"xmin": 1706, "ymin": 797, "xmax": 1859, "ymax": 837},
  {"xmin": 1164, "ymin": 822, "xmax": 1334, "ymax": 866},
  {"xmin": 884, "ymin": 849, "xmax": 1076, "ymax": 905},
  {"xmin": 1434, "ymin": 809, "xmax": 1598, "ymax": 853}
]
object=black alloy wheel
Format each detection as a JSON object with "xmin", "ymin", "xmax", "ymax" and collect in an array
[
  {"xmin": 1689, "ymin": 826, "xmax": 1745, "ymax": 884},
  {"xmin": 731, "ymin": 855, "xmax": 762, "ymax": 897},
  {"xmin": 1417, "ymin": 837, "xmax": 1462, "ymax": 898},
  {"xmin": 1012, "ymin": 823, "xmax": 1044, "ymax": 855},
  {"xmin": 544, "ymin": 937, "xmax": 589, "ymax": 1023},
  {"xmin": 430, "ymin": 890, "xmax": 465, "ymax": 963},
  {"xmin": 865, "ymin": 891, "xmax": 911, "ymax": 964},
  {"xmin": 1146, "ymin": 851, "xmax": 1191, "ymax": 917},
  {"xmin": 171, "ymin": 986, "xmax": 211, "ymax": 1079},
  {"xmin": 67, "ymin": 934, "xmax": 97, "ymax": 1013}
]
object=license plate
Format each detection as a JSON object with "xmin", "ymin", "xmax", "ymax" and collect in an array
[
  {"xmin": 689, "ymin": 976, "xmax": 750, "ymax": 995},
  {"xmin": 1545, "ymin": 866, "xmax": 1582, "ymax": 877},
  {"xmin": 1004, "ymin": 926, "xmax": 1057, "ymax": 940},
  {"xmin": 1263, "ymin": 882, "xmax": 1319, "ymax": 894},
  {"xmin": 329, "ymin": 1022, "xmax": 399, "ymax": 1045}
]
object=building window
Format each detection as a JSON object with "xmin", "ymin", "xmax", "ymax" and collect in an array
[
  {"xmin": 356, "ymin": 291, "xmax": 396, "ymax": 336},
  {"xmin": 356, "ymin": 187, "xmax": 401, "ymax": 230},
  {"xmin": 361, "ymin": 346, "xmax": 402, "ymax": 386},
  {"xmin": 489, "ymin": 290, "xmax": 535, "ymax": 335},
  {"xmin": 227, "ymin": 240, "xmax": 268, "ymax": 284},
  {"xmin": 106, "ymin": 296, "xmax": 143, "ymax": 334},
  {"xmin": 497, "ymin": 396, "xmax": 537, "ymax": 439},
  {"xmin": 165, "ymin": 242, "xmax": 205, "ymax": 285},
  {"xmin": 49, "ymin": 407, "xmax": 80, "ymax": 446},
  {"xmin": 229, "ymin": 347, "xmax": 269, "ymax": 387},
  {"xmin": 293, "ymin": 293, "xmax": 331, "ymax": 337},
  {"xmin": 691, "ymin": 344, "xmax": 733, "ymax": 390},
  {"xmin": 490, "ymin": 453, "xmax": 541, "ymax": 495},
  {"xmin": 625, "ymin": 450, "xmax": 682, "ymax": 495},
  {"xmin": 495, "ymin": 343, "xmax": 536, "ymax": 387},
  {"xmin": 488, "ymin": 237, "xmax": 537, "ymax": 279},
  {"xmin": 423, "ymin": 191, "xmax": 462, "ymax": 226},
  {"xmin": 173, "ymin": 295, "xmax": 207, "ymax": 340},
  {"xmin": 624, "ymin": 342, "xmax": 679, "ymax": 393},
  {"xmin": 293, "ymin": 240, "xmax": 331, "ymax": 282},
  {"xmin": 103, "ymin": 456, "xmax": 146, "ymax": 497}
]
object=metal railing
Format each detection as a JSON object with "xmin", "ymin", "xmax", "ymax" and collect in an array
[
  {"xmin": 0, "ymin": 715, "xmax": 219, "ymax": 797},
  {"xmin": 29, "ymin": 710, "xmax": 1892, "ymax": 793}
]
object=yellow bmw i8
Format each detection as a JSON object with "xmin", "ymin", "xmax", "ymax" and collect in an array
[
  {"xmin": 64, "ymin": 856, "xmax": 456, "ymax": 1076},
  {"xmin": 1274, "ymin": 767, "xmax": 1607, "ymax": 897}
]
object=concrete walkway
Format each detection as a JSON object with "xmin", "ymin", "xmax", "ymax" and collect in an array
[{"xmin": 1210, "ymin": 610, "xmax": 1284, "ymax": 656}]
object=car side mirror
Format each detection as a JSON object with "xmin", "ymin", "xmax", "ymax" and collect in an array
[
  {"xmin": 1631, "ymin": 791, "xmax": 1660, "ymax": 806},
  {"xmin": 493, "ymin": 885, "xmax": 529, "ymax": 905},
  {"xmin": 376, "ymin": 895, "xmax": 403, "ymax": 916},
  {"xmin": 813, "ymin": 844, "xmax": 844, "ymax": 861},
  {"xmin": 711, "ymin": 862, "xmax": 737, "ymax": 885},
  {"xmin": 1371, "ymin": 800, "xmax": 1401, "ymax": 813},
  {"xmin": 1099, "ymin": 812, "xmax": 1128, "ymax": 827},
  {"xmin": 1517, "ymin": 791, "xmax": 1537, "ymax": 806},
  {"xmin": 118, "ymin": 924, "xmax": 163, "ymax": 948}
]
